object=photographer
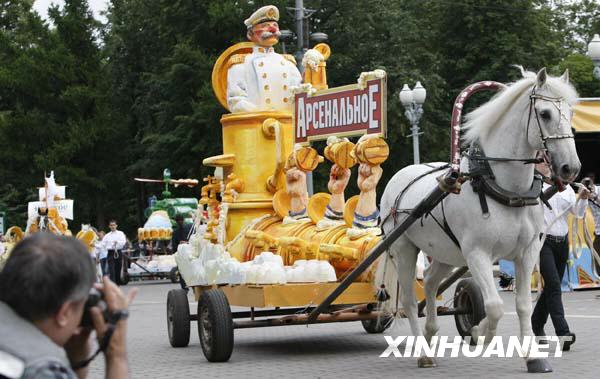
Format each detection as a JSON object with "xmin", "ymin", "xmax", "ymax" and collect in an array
[{"xmin": 0, "ymin": 233, "xmax": 136, "ymax": 379}]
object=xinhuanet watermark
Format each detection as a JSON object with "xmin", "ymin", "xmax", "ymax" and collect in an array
[{"xmin": 380, "ymin": 336, "xmax": 572, "ymax": 358}]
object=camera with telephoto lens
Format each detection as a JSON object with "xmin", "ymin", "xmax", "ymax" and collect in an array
[
  {"xmin": 80, "ymin": 288, "xmax": 109, "ymax": 327},
  {"xmin": 581, "ymin": 177, "xmax": 594, "ymax": 192}
]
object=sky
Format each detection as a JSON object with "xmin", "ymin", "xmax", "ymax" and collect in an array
[{"xmin": 33, "ymin": 0, "xmax": 108, "ymax": 21}]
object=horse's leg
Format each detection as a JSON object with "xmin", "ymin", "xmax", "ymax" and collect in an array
[
  {"xmin": 390, "ymin": 238, "xmax": 436, "ymax": 368},
  {"xmin": 514, "ymin": 249, "xmax": 553, "ymax": 373},
  {"xmin": 514, "ymin": 253, "xmax": 536, "ymax": 339},
  {"xmin": 465, "ymin": 252, "xmax": 503, "ymax": 342},
  {"xmin": 423, "ymin": 260, "xmax": 454, "ymax": 344}
]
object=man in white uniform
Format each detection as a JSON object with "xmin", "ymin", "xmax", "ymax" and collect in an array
[
  {"xmin": 226, "ymin": 5, "xmax": 302, "ymax": 113},
  {"xmin": 102, "ymin": 220, "xmax": 127, "ymax": 285}
]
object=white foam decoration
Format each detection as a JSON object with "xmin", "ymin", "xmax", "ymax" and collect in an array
[
  {"xmin": 302, "ymin": 48, "xmax": 324, "ymax": 71},
  {"xmin": 175, "ymin": 247, "xmax": 338, "ymax": 286},
  {"xmin": 293, "ymin": 259, "xmax": 307, "ymax": 267},
  {"xmin": 217, "ymin": 202, "xmax": 228, "ymax": 245},
  {"xmin": 286, "ymin": 259, "xmax": 337, "ymax": 282},
  {"xmin": 288, "ymin": 265, "xmax": 305, "ymax": 282}
]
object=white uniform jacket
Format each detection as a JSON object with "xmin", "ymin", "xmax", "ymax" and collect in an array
[{"xmin": 227, "ymin": 46, "xmax": 302, "ymax": 113}]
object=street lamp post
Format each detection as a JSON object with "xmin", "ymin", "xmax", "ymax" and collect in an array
[
  {"xmin": 281, "ymin": 0, "xmax": 327, "ymax": 73},
  {"xmin": 588, "ymin": 34, "xmax": 600, "ymax": 80},
  {"xmin": 280, "ymin": 0, "xmax": 327, "ymax": 195},
  {"xmin": 399, "ymin": 82, "xmax": 427, "ymax": 165}
]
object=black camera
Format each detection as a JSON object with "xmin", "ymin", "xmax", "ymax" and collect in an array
[
  {"xmin": 81, "ymin": 288, "xmax": 109, "ymax": 327},
  {"xmin": 581, "ymin": 177, "xmax": 594, "ymax": 192}
]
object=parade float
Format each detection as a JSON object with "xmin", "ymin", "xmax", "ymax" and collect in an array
[
  {"xmin": 0, "ymin": 172, "xmax": 97, "ymax": 269},
  {"xmin": 122, "ymin": 171, "xmax": 200, "ymax": 284},
  {"xmin": 166, "ymin": 5, "xmax": 483, "ymax": 364}
]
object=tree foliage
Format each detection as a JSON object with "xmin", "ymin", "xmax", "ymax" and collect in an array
[{"xmin": 1, "ymin": 0, "xmax": 599, "ymax": 235}]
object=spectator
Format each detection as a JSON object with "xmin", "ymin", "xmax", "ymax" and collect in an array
[
  {"xmin": 582, "ymin": 173, "xmax": 600, "ymax": 273},
  {"xmin": 171, "ymin": 215, "xmax": 191, "ymax": 253},
  {"xmin": 532, "ymin": 160, "xmax": 589, "ymax": 350},
  {"xmin": 0, "ymin": 233, "xmax": 136, "ymax": 378},
  {"xmin": 102, "ymin": 220, "xmax": 127, "ymax": 286},
  {"xmin": 95, "ymin": 230, "xmax": 108, "ymax": 277}
]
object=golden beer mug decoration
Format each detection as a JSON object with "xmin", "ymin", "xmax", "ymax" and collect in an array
[
  {"xmin": 352, "ymin": 136, "xmax": 389, "ymax": 166},
  {"xmin": 324, "ymin": 139, "xmax": 357, "ymax": 169}
]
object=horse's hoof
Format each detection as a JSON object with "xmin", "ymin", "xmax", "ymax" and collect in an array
[
  {"xmin": 417, "ymin": 356, "xmax": 437, "ymax": 368},
  {"xmin": 526, "ymin": 358, "xmax": 553, "ymax": 373}
]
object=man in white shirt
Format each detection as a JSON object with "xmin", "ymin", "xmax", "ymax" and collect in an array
[
  {"xmin": 532, "ymin": 161, "xmax": 589, "ymax": 351},
  {"xmin": 101, "ymin": 220, "xmax": 127, "ymax": 285}
]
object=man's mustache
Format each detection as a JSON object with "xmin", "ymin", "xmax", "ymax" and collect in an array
[{"xmin": 260, "ymin": 30, "xmax": 281, "ymax": 40}]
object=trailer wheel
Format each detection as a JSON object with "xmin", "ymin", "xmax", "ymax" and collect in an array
[
  {"xmin": 198, "ymin": 289, "xmax": 233, "ymax": 362},
  {"xmin": 361, "ymin": 314, "xmax": 393, "ymax": 334},
  {"xmin": 169, "ymin": 267, "xmax": 180, "ymax": 283},
  {"xmin": 167, "ymin": 289, "xmax": 190, "ymax": 347},
  {"xmin": 454, "ymin": 278, "xmax": 485, "ymax": 344}
]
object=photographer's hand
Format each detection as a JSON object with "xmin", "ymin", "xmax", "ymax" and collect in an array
[
  {"xmin": 90, "ymin": 277, "xmax": 137, "ymax": 379},
  {"xmin": 65, "ymin": 327, "xmax": 92, "ymax": 379},
  {"xmin": 580, "ymin": 187, "xmax": 591, "ymax": 200}
]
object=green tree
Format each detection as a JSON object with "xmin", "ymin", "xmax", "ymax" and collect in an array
[
  {"xmin": 553, "ymin": 0, "xmax": 600, "ymax": 54},
  {"xmin": 0, "ymin": 0, "xmax": 120, "ymax": 231},
  {"xmin": 558, "ymin": 53, "xmax": 600, "ymax": 97}
]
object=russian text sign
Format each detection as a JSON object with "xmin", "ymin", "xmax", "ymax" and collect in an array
[{"xmin": 294, "ymin": 78, "xmax": 387, "ymax": 144}]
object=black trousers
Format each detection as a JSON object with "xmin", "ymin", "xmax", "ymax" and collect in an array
[
  {"xmin": 531, "ymin": 237, "xmax": 570, "ymax": 336},
  {"xmin": 107, "ymin": 249, "xmax": 123, "ymax": 285}
]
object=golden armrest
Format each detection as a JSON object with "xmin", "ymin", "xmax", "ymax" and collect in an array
[
  {"xmin": 245, "ymin": 230, "xmax": 279, "ymax": 249},
  {"xmin": 319, "ymin": 243, "xmax": 359, "ymax": 260}
]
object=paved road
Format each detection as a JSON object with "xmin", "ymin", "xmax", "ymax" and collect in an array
[{"xmin": 88, "ymin": 280, "xmax": 600, "ymax": 379}]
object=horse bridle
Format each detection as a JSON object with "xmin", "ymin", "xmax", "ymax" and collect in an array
[
  {"xmin": 527, "ymin": 85, "xmax": 574, "ymax": 151},
  {"xmin": 466, "ymin": 84, "xmax": 575, "ymax": 182}
]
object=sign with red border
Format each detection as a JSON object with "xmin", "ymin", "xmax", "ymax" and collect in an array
[{"xmin": 294, "ymin": 78, "xmax": 387, "ymax": 144}]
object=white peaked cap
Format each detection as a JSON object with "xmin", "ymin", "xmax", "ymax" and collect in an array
[{"xmin": 244, "ymin": 5, "xmax": 280, "ymax": 29}]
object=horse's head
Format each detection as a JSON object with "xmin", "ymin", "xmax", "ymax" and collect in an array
[{"xmin": 526, "ymin": 68, "xmax": 580, "ymax": 182}]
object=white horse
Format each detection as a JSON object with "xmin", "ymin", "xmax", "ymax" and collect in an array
[{"xmin": 377, "ymin": 67, "xmax": 580, "ymax": 372}]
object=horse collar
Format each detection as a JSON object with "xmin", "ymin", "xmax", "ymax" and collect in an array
[{"xmin": 468, "ymin": 144, "xmax": 543, "ymax": 215}]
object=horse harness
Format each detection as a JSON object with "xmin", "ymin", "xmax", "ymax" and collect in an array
[
  {"xmin": 467, "ymin": 143, "xmax": 544, "ymax": 217},
  {"xmin": 383, "ymin": 164, "xmax": 461, "ymax": 248},
  {"xmin": 384, "ymin": 155, "xmax": 544, "ymax": 250}
]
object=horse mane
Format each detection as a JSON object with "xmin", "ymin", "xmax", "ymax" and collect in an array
[{"xmin": 462, "ymin": 66, "xmax": 579, "ymax": 146}]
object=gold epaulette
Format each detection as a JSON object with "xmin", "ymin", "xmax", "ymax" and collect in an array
[
  {"xmin": 227, "ymin": 54, "xmax": 248, "ymax": 69},
  {"xmin": 283, "ymin": 54, "xmax": 297, "ymax": 65}
]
